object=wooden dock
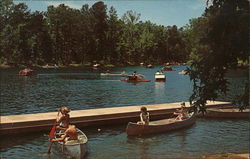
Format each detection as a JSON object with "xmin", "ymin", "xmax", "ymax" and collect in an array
[{"xmin": 0, "ymin": 101, "xmax": 231, "ymax": 135}]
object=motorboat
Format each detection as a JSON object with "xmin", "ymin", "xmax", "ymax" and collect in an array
[{"xmin": 155, "ymin": 72, "xmax": 166, "ymax": 82}]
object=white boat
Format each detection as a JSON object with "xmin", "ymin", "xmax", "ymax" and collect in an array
[
  {"xmin": 42, "ymin": 64, "xmax": 59, "ymax": 69},
  {"xmin": 93, "ymin": 63, "xmax": 100, "ymax": 67},
  {"xmin": 55, "ymin": 128, "xmax": 88, "ymax": 159},
  {"xmin": 178, "ymin": 70, "xmax": 187, "ymax": 75},
  {"xmin": 100, "ymin": 72, "xmax": 128, "ymax": 77},
  {"xmin": 155, "ymin": 72, "xmax": 166, "ymax": 81}
]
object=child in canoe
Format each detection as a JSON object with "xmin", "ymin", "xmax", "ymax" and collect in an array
[
  {"xmin": 174, "ymin": 102, "xmax": 189, "ymax": 120},
  {"xmin": 137, "ymin": 106, "xmax": 150, "ymax": 125},
  {"xmin": 51, "ymin": 125, "xmax": 78, "ymax": 142}
]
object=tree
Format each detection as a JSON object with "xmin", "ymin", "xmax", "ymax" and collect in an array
[{"xmin": 187, "ymin": 0, "xmax": 249, "ymax": 112}]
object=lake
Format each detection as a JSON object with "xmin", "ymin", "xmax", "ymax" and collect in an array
[{"xmin": 0, "ymin": 66, "xmax": 248, "ymax": 159}]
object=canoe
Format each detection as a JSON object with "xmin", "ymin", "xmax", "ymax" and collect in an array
[
  {"xmin": 101, "ymin": 73, "xmax": 128, "ymax": 77},
  {"xmin": 18, "ymin": 69, "xmax": 37, "ymax": 76},
  {"xmin": 161, "ymin": 66, "xmax": 174, "ymax": 71},
  {"xmin": 178, "ymin": 70, "xmax": 187, "ymax": 75},
  {"xmin": 199, "ymin": 108, "xmax": 250, "ymax": 119},
  {"xmin": 126, "ymin": 112, "xmax": 196, "ymax": 136},
  {"xmin": 146, "ymin": 64, "xmax": 154, "ymax": 68},
  {"xmin": 55, "ymin": 128, "xmax": 88, "ymax": 159},
  {"xmin": 42, "ymin": 64, "xmax": 59, "ymax": 69},
  {"xmin": 121, "ymin": 79, "xmax": 150, "ymax": 82},
  {"xmin": 121, "ymin": 74, "xmax": 150, "ymax": 82}
]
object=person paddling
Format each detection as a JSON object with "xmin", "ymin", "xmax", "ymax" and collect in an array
[
  {"xmin": 48, "ymin": 106, "xmax": 71, "ymax": 153},
  {"xmin": 56, "ymin": 107, "xmax": 71, "ymax": 131}
]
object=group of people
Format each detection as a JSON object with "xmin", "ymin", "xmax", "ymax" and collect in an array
[
  {"xmin": 50, "ymin": 107, "xmax": 78, "ymax": 142},
  {"xmin": 137, "ymin": 102, "xmax": 189, "ymax": 125},
  {"xmin": 51, "ymin": 102, "xmax": 189, "ymax": 142}
]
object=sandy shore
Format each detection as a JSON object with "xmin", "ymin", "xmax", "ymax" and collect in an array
[{"xmin": 202, "ymin": 153, "xmax": 249, "ymax": 159}]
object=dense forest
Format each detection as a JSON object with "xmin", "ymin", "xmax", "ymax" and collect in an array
[
  {"xmin": 0, "ymin": 0, "xmax": 249, "ymax": 108},
  {"xmin": 0, "ymin": 0, "xmax": 191, "ymax": 67}
]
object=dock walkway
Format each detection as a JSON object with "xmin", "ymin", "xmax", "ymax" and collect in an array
[{"xmin": 0, "ymin": 101, "xmax": 230, "ymax": 135}]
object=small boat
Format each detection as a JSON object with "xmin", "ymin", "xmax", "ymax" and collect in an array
[
  {"xmin": 42, "ymin": 64, "xmax": 59, "ymax": 69},
  {"xmin": 155, "ymin": 72, "xmax": 166, "ymax": 82},
  {"xmin": 199, "ymin": 108, "xmax": 250, "ymax": 119},
  {"xmin": 55, "ymin": 128, "xmax": 88, "ymax": 159},
  {"xmin": 161, "ymin": 66, "xmax": 174, "ymax": 71},
  {"xmin": 146, "ymin": 64, "xmax": 153, "ymax": 68},
  {"xmin": 178, "ymin": 70, "xmax": 187, "ymax": 75},
  {"xmin": 18, "ymin": 68, "xmax": 37, "ymax": 76},
  {"xmin": 126, "ymin": 112, "xmax": 196, "ymax": 136},
  {"xmin": 93, "ymin": 63, "xmax": 100, "ymax": 68},
  {"xmin": 121, "ymin": 74, "xmax": 150, "ymax": 82},
  {"xmin": 100, "ymin": 72, "xmax": 128, "ymax": 77}
]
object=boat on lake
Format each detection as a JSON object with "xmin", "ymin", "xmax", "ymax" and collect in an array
[
  {"xmin": 155, "ymin": 71, "xmax": 166, "ymax": 82},
  {"xmin": 199, "ymin": 108, "xmax": 250, "ymax": 119},
  {"xmin": 55, "ymin": 128, "xmax": 88, "ymax": 159},
  {"xmin": 93, "ymin": 63, "xmax": 100, "ymax": 69},
  {"xmin": 161, "ymin": 66, "xmax": 174, "ymax": 71},
  {"xmin": 42, "ymin": 64, "xmax": 59, "ymax": 69},
  {"xmin": 126, "ymin": 112, "xmax": 196, "ymax": 136},
  {"xmin": 121, "ymin": 74, "xmax": 150, "ymax": 82},
  {"xmin": 178, "ymin": 70, "xmax": 187, "ymax": 75},
  {"xmin": 146, "ymin": 64, "xmax": 154, "ymax": 68},
  {"xmin": 18, "ymin": 68, "xmax": 37, "ymax": 76},
  {"xmin": 101, "ymin": 72, "xmax": 128, "ymax": 77}
]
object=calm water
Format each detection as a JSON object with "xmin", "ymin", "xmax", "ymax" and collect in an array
[
  {"xmin": 0, "ymin": 66, "xmax": 249, "ymax": 158},
  {"xmin": 0, "ymin": 119, "xmax": 249, "ymax": 159},
  {"xmin": 0, "ymin": 65, "xmax": 192, "ymax": 115}
]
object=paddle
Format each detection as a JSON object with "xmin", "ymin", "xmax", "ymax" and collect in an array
[{"xmin": 48, "ymin": 111, "xmax": 60, "ymax": 154}]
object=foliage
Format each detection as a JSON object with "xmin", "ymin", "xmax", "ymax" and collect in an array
[
  {"xmin": 186, "ymin": 0, "xmax": 249, "ymax": 111},
  {"xmin": 0, "ymin": 0, "xmax": 189, "ymax": 66}
]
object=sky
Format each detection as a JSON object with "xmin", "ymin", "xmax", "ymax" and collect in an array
[{"xmin": 13, "ymin": 0, "xmax": 207, "ymax": 27}]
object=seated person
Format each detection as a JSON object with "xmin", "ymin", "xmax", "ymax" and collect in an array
[
  {"xmin": 56, "ymin": 107, "xmax": 71, "ymax": 131},
  {"xmin": 52, "ymin": 125, "xmax": 78, "ymax": 142},
  {"xmin": 174, "ymin": 102, "xmax": 188, "ymax": 120},
  {"xmin": 137, "ymin": 106, "xmax": 150, "ymax": 125}
]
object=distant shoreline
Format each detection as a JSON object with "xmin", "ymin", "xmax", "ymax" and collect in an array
[{"xmin": 201, "ymin": 153, "xmax": 249, "ymax": 159}]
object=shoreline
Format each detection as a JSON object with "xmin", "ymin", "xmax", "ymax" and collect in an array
[{"xmin": 201, "ymin": 153, "xmax": 249, "ymax": 159}]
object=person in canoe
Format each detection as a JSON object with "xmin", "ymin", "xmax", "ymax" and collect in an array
[
  {"xmin": 174, "ymin": 102, "xmax": 189, "ymax": 120},
  {"xmin": 56, "ymin": 107, "xmax": 71, "ymax": 131},
  {"xmin": 137, "ymin": 106, "xmax": 150, "ymax": 125},
  {"xmin": 51, "ymin": 125, "xmax": 78, "ymax": 142}
]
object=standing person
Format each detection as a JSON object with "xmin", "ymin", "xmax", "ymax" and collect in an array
[
  {"xmin": 56, "ymin": 107, "xmax": 71, "ymax": 131},
  {"xmin": 137, "ymin": 106, "xmax": 150, "ymax": 125}
]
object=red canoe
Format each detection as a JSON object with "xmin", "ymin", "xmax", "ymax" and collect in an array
[
  {"xmin": 121, "ymin": 74, "xmax": 150, "ymax": 82},
  {"xmin": 18, "ymin": 68, "xmax": 37, "ymax": 76}
]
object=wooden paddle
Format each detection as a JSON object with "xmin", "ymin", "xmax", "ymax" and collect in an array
[{"xmin": 48, "ymin": 111, "xmax": 60, "ymax": 154}]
